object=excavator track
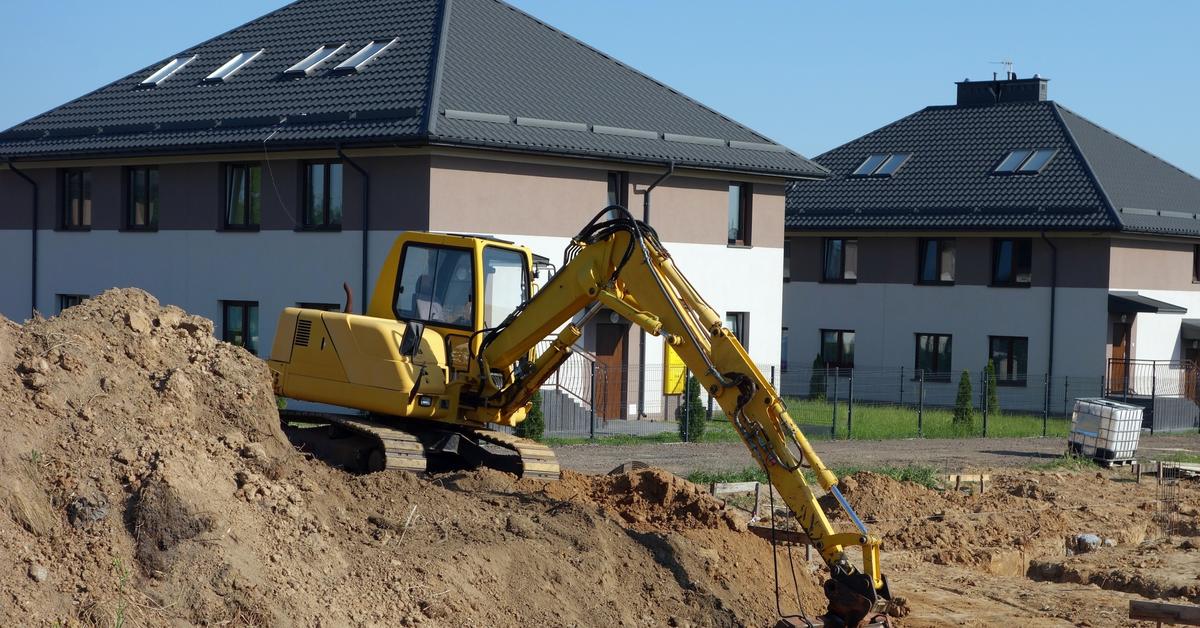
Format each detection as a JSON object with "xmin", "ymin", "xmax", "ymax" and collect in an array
[{"xmin": 280, "ymin": 410, "xmax": 559, "ymax": 480}]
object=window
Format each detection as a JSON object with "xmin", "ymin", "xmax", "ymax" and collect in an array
[
  {"xmin": 989, "ymin": 336, "xmax": 1028, "ymax": 386},
  {"xmin": 1194, "ymin": 245, "xmax": 1200, "ymax": 283},
  {"xmin": 820, "ymin": 329, "xmax": 855, "ymax": 369},
  {"xmin": 914, "ymin": 333, "xmax": 952, "ymax": 381},
  {"xmin": 822, "ymin": 238, "xmax": 857, "ymax": 282},
  {"xmin": 297, "ymin": 302, "xmax": 342, "ymax": 311},
  {"xmin": 783, "ymin": 238, "xmax": 791, "ymax": 282},
  {"xmin": 205, "ymin": 50, "xmax": 263, "ymax": 82},
  {"xmin": 222, "ymin": 301, "xmax": 259, "ymax": 354},
  {"xmin": 994, "ymin": 148, "xmax": 1057, "ymax": 174},
  {"xmin": 851, "ymin": 153, "xmax": 910, "ymax": 177},
  {"xmin": 607, "ymin": 171, "xmax": 629, "ymax": 207},
  {"xmin": 334, "ymin": 39, "xmax": 398, "ymax": 72},
  {"xmin": 303, "ymin": 162, "xmax": 343, "ymax": 229},
  {"xmin": 126, "ymin": 166, "xmax": 159, "ymax": 230},
  {"xmin": 726, "ymin": 312, "xmax": 748, "ymax": 348},
  {"xmin": 394, "ymin": 244, "xmax": 474, "ymax": 328},
  {"xmin": 285, "ymin": 44, "xmax": 347, "ymax": 76},
  {"xmin": 57, "ymin": 294, "xmax": 87, "ymax": 313},
  {"xmin": 728, "ymin": 182, "xmax": 751, "ymax": 246},
  {"xmin": 992, "ymin": 238, "xmax": 1032, "ymax": 286},
  {"xmin": 224, "ymin": 164, "xmax": 262, "ymax": 229},
  {"xmin": 140, "ymin": 56, "xmax": 196, "ymax": 86},
  {"xmin": 482, "ymin": 247, "xmax": 529, "ymax": 328},
  {"xmin": 61, "ymin": 169, "xmax": 92, "ymax": 230},
  {"xmin": 917, "ymin": 238, "xmax": 955, "ymax": 284},
  {"xmin": 781, "ymin": 327, "xmax": 789, "ymax": 372}
]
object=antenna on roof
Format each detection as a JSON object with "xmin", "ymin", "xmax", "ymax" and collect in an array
[{"xmin": 990, "ymin": 58, "xmax": 1015, "ymax": 80}]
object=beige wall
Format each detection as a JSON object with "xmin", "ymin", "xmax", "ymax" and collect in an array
[
  {"xmin": 428, "ymin": 155, "xmax": 785, "ymax": 247},
  {"xmin": 787, "ymin": 234, "xmax": 1109, "ymax": 288},
  {"xmin": 1109, "ymin": 238, "xmax": 1199, "ymax": 290}
]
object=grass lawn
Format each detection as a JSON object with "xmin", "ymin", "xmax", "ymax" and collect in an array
[{"xmin": 782, "ymin": 398, "xmax": 1069, "ymax": 440}]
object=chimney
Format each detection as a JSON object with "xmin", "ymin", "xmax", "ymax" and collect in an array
[{"xmin": 955, "ymin": 74, "xmax": 1048, "ymax": 106}]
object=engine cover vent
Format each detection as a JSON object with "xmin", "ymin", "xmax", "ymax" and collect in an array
[{"xmin": 293, "ymin": 319, "xmax": 313, "ymax": 347}]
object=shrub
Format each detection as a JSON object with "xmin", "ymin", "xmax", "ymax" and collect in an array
[
  {"xmin": 515, "ymin": 390, "xmax": 545, "ymax": 441},
  {"xmin": 808, "ymin": 354, "xmax": 826, "ymax": 400},
  {"xmin": 676, "ymin": 375, "xmax": 707, "ymax": 441},
  {"xmin": 984, "ymin": 360, "xmax": 999, "ymax": 415},
  {"xmin": 953, "ymin": 370, "xmax": 975, "ymax": 431}
]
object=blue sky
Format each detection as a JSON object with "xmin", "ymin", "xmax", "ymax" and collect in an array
[{"xmin": 4, "ymin": 0, "xmax": 1198, "ymax": 175}]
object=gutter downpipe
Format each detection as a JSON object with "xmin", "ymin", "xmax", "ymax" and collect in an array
[
  {"xmin": 337, "ymin": 146, "xmax": 370, "ymax": 314},
  {"xmin": 7, "ymin": 159, "xmax": 38, "ymax": 317},
  {"xmin": 1041, "ymin": 232, "xmax": 1058, "ymax": 411},
  {"xmin": 637, "ymin": 161, "xmax": 675, "ymax": 418}
]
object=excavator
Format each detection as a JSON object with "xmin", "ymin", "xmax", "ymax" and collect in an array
[{"xmin": 266, "ymin": 206, "xmax": 894, "ymax": 627}]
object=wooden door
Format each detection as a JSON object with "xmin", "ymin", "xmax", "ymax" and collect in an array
[
  {"xmin": 595, "ymin": 323, "xmax": 627, "ymax": 420},
  {"xmin": 1109, "ymin": 323, "xmax": 1131, "ymax": 395},
  {"xmin": 1184, "ymin": 347, "xmax": 1200, "ymax": 401}
]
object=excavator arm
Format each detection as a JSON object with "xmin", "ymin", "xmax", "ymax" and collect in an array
[{"xmin": 465, "ymin": 207, "xmax": 893, "ymax": 627}]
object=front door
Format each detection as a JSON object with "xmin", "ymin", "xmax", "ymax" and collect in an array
[
  {"xmin": 594, "ymin": 323, "xmax": 628, "ymax": 420},
  {"xmin": 1109, "ymin": 322, "xmax": 1131, "ymax": 395}
]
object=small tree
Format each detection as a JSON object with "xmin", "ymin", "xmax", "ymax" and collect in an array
[
  {"xmin": 953, "ymin": 369, "xmax": 975, "ymax": 431},
  {"xmin": 984, "ymin": 360, "xmax": 1000, "ymax": 416},
  {"xmin": 515, "ymin": 390, "xmax": 545, "ymax": 441},
  {"xmin": 676, "ymin": 375, "xmax": 707, "ymax": 441},
  {"xmin": 808, "ymin": 354, "xmax": 827, "ymax": 401}
]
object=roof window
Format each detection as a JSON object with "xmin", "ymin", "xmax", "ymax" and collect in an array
[
  {"xmin": 285, "ymin": 43, "xmax": 347, "ymax": 76},
  {"xmin": 205, "ymin": 50, "xmax": 264, "ymax": 82},
  {"xmin": 334, "ymin": 39, "xmax": 398, "ymax": 72},
  {"xmin": 140, "ymin": 56, "xmax": 196, "ymax": 86},
  {"xmin": 851, "ymin": 153, "xmax": 910, "ymax": 177},
  {"xmin": 995, "ymin": 148, "xmax": 1057, "ymax": 174}
]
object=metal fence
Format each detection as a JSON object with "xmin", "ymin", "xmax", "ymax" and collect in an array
[{"xmin": 528, "ymin": 360, "xmax": 1200, "ymax": 440}]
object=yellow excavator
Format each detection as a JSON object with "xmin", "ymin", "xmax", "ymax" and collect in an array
[{"xmin": 267, "ymin": 206, "xmax": 894, "ymax": 627}]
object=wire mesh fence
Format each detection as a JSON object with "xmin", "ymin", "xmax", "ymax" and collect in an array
[{"xmin": 532, "ymin": 361, "xmax": 1200, "ymax": 442}]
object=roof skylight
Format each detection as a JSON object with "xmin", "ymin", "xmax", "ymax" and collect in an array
[
  {"xmin": 851, "ymin": 153, "xmax": 910, "ymax": 177},
  {"xmin": 140, "ymin": 56, "xmax": 197, "ymax": 86},
  {"xmin": 205, "ymin": 50, "xmax": 264, "ymax": 82},
  {"xmin": 334, "ymin": 39, "xmax": 398, "ymax": 72},
  {"xmin": 285, "ymin": 43, "xmax": 347, "ymax": 76},
  {"xmin": 994, "ymin": 148, "xmax": 1058, "ymax": 175}
]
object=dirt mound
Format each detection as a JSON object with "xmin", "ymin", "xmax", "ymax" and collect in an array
[{"xmin": 0, "ymin": 289, "xmax": 821, "ymax": 626}]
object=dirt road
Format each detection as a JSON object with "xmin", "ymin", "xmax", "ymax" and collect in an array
[{"xmin": 556, "ymin": 433, "xmax": 1200, "ymax": 475}]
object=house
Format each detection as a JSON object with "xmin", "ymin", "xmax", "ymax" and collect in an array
[
  {"xmin": 0, "ymin": 0, "xmax": 824, "ymax": 421},
  {"xmin": 782, "ymin": 75, "xmax": 1200, "ymax": 421}
]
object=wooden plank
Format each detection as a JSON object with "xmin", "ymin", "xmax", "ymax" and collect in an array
[
  {"xmin": 1129, "ymin": 600, "xmax": 1200, "ymax": 625},
  {"xmin": 711, "ymin": 481, "xmax": 761, "ymax": 495}
]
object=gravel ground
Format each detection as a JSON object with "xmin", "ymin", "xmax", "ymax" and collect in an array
[{"xmin": 554, "ymin": 433, "xmax": 1200, "ymax": 475}]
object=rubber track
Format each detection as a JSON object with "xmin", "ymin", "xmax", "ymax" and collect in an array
[
  {"xmin": 325, "ymin": 415, "xmax": 427, "ymax": 472},
  {"xmin": 473, "ymin": 429, "xmax": 561, "ymax": 480}
]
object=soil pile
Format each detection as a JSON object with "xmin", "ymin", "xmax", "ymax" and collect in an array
[{"xmin": 0, "ymin": 289, "xmax": 824, "ymax": 626}]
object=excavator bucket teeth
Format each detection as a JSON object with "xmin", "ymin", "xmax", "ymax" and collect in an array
[{"xmin": 472, "ymin": 429, "xmax": 561, "ymax": 480}]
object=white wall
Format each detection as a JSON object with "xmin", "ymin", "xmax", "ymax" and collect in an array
[
  {"xmin": 782, "ymin": 281, "xmax": 1110, "ymax": 381},
  {"xmin": 1114, "ymin": 289, "xmax": 1200, "ymax": 362}
]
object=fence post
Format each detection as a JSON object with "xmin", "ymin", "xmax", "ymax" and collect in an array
[
  {"xmin": 1063, "ymin": 375, "xmax": 1070, "ymax": 418},
  {"xmin": 770, "ymin": 365, "xmax": 776, "ymax": 388},
  {"xmin": 917, "ymin": 369, "xmax": 925, "ymax": 438},
  {"xmin": 1149, "ymin": 360, "xmax": 1157, "ymax": 435},
  {"xmin": 981, "ymin": 368, "xmax": 988, "ymax": 438},
  {"xmin": 589, "ymin": 361, "xmax": 596, "ymax": 440},
  {"xmin": 831, "ymin": 367, "xmax": 839, "ymax": 440},
  {"xmin": 1042, "ymin": 373, "xmax": 1050, "ymax": 437},
  {"xmin": 847, "ymin": 371, "xmax": 854, "ymax": 439},
  {"xmin": 899, "ymin": 366, "xmax": 904, "ymax": 405},
  {"xmin": 683, "ymin": 368, "xmax": 691, "ymax": 443}
]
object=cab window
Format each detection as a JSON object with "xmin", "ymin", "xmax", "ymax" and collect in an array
[
  {"xmin": 395, "ymin": 244, "xmax": 474, "ymax": 327},
  {"xmin": 483, "ymin": 246, "xmax": 528, "ymax": 327}
]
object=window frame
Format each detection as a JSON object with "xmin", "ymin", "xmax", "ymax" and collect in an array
[
  {"xmin": 916, "ymin": 238, "xmax": 956, "ymax": 285},
  {"xmin": 222, "ymin": 163, "xmax": 262, "ymax": 231},
  {"xmin": 725, "ymin": 311, "xmax": 749, "ymax": 348},
  {"xmin": 991, "ymin": 237, "xmax": 1033, "ymax": 287},
  {"xmin": 221, "ymin": 300, "xmax": 259, "ymax": 354},
  {"xmin": 124, "ymin": 166, "xmax": 159, "ymax": 232},
  {"xmin": 993, "ymin": 148, "xmax": 1058, "ymax": 175},
  {"xmin": 821, "ymin": 237, "xmax": 858, "ymax": 283},
  {"xmin": 57, "ymin": 293, "xmax": 88, "ymax": 313},
  {"xmin": 300, "ymin": 161, "xmax": 343, "ymax": 231},
  {"xmin": 606, "ymin": 171, "xmax": 629, "ymax": 208},
  {"xmin": 988, "ymin": 335, "xmax": 1029, "ymax": 387},
  {"xmin": 914, "ymin": 333, "xmax": 952, "ymax": 382},
  {"xmin": 727, "ymin": 182, "xmax": 752, "ymax": 247},
  {"xmin": 851, "ymin": 153, "xmax": 910, "ymax": 177},
  {"xmin": 1193, "ymin": 245, "xmax": 1200, "ymax": 284},
  {"xmin": 60, "ymin": 168, "xmax": 92, "ymax": 231},
  {"xmin": 390, "ymin": 242, "xmax": 477, "ymax": 331},
  {"xmin": 820, "ymin": 329, "xmax": 855, "ymax": 369}
]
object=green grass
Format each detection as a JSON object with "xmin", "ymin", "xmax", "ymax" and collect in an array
[
  {"xmin": 782, "ymin": 398, "xmax": 1069, "ymax": 440},
  {"xmin": 1154, "ymin": 451, "xmax": 1200, "ymax": 464},
  {"xmin": 1031, "ymin": 453, "xmax": 1101, "ymax": 472},
  {"xmin": 686, "ymin": 463, "xmax": 942, "ymax": 490}
]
